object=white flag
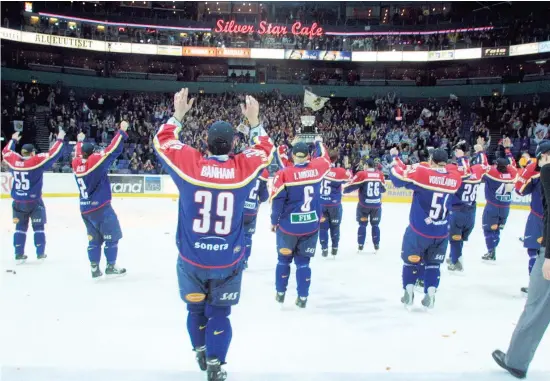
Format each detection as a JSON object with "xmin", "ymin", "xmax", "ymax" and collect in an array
[
  {"xmin": 304, "ymin": 90, "xmax": 329, "ymax": 111},
  {"xmin": 421, "ymin": 108, "xmax": 432, "ymax": 118}
]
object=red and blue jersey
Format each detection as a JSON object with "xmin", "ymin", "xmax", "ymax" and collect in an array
[
  {"xmin": 72, "ymin": 130, "xmax": 128, "ymax": 214},
  {"xmin": 343, "ymin": 169, "xmax": 386, "ymax": 208},
  {"xmin": 271, "ymin": 142, "xmax": 331, "ymax": 236},
  {"xmin": 2, "ymin": 139, "xmax": 64, "ymax": 201},
  {"xmin": 451, "ymin": 157, "xmax": 487, "ymax": 211},
  {"xmin": 320, "ymin": 166, "xmax": 351, "ymax": 206},
  {"xmin": 471, "ymin": 151, "xmax": 489, "ymax": 169},
  {"xmin": 154, "ymin": 117, "xmax": 274, "ymax": 273},
  {"xmin": 390, "ymin": 157, "xmax": 462, "ymax": 238},
  {"xmin": 244, "ymin": 168, "xmax": 270, "ymax": 216},
  {"xmin": 515, "ymin": 161, "xmax": 542, "ymax": 218},
  {"xmin": 484, "ymin": 150, "xmax": 518, "ymax": 208}
]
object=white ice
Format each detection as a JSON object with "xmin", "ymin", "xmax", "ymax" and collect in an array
[{"xmin": 1, "ymin": 198, "xmax": 549, "ymax": 381}]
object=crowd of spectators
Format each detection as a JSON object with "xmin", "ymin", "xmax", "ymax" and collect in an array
[{"xmin": 3, "ymin": 81, "xmax": 550, "ymax": 177}]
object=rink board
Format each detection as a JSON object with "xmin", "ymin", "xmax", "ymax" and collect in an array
[{"xmin": 0, "ymin": 172, "xmax": 531, "ymax": 210}]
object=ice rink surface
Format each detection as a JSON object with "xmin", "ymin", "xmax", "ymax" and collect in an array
[{"xmin": 1, "ymin": 198, "xmax": 549, "ymax": 381}]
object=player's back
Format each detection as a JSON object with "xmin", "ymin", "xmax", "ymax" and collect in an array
[
  {"xmin": 72, "ymin": 132, "xmax": 127, "ymax": 214},
  {"xmin": 320, "ymin": 167, "xmax": 351, "ymax": 206},
  {"xmin": 484, "ymin": 165, "xmax": 518, "ymax": 207},
  {"xmin": 3, "ymin": 141, "xmax": 64, "ymax": 201},
  {"xmin": 353, "ymin": 169, "xmax": 386, "ymax": 208},
  {"xmin": 391, "ymin": 163, "xmax": 462, "ymax": 237},
  {"xmin": 451, "ymin": 159, "xmax": 486, "ymax": 210},
  {"xmin": 271, "ymin": 155, "xmax": 330, "ymax": 236}
]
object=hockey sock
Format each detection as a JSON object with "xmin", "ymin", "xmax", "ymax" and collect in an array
[
  {"xmin": 104, "ymin": 240, "xmax": 119, "ymax": 264},
  {"xmin": 484, "ymin": 230, "xmax": 497, "ymax": 251},
  {"xmin": 357, "ymin": 225, "xmax": 367, "ymax": 245},
  {"xmin": 330, "ymin": 224, "xmax": 340, "ymax": 248},
  {"xmin": 319, "ymin": 226, "xmax": 329, "ymax": 250},
  {"xmin": 424, "ymin": 264, "xmax": 441, "ymax": 292},
  {"xmin": 416, "ymin": 262, "xmax": 425, "ymax": 280},
  {"xmin": 528, "ymin": 248, "xmax": 537, "ymax": 275},
  {"xmin": 187, "ymin": 304, "xmax": 207, "ymax": 349},
  {"xmin": 205, "ymin": 305, "xmax": 232, "ymax": 363},
  {"xmin": 32, "ymin": 224, "xmax": 46, "ymax": 256},
  {"xmin": 493, "ymin": 229, "xmax": 501, "ymax": 248},
  {"xmin": 244, "ymin": 234, "xmax": 252, "ymax": 260},
  {"xmin": 294, "ymin": 256, "xmax": 312, "ymax": 298},
  {"xmin": 87, "ymin": 242, "xmax": 102, "ymax": 263},
  {"xmin": 275, "ymin": 256, "xmax": 292, "ymax": 293},
  {"xmin": 13, "ymin": 228, "xmax": 28, "ymax": 256},
  {"xmin": 402, "ymin": 264, "xmax": 419, "ymax": 288},
  {"xmin": 372, "ymin": 225, "xmax": 380, "ymax": 245},
  {"xmin": 449, "ymin": 240, "xmax": 463, "ymax": 264}
]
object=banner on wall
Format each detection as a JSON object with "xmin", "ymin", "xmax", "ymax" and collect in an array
[
  {"xmin": 109, "ymin": 175, "xmax": 144, "ymax": 194},
  {"xmin": 482, "ymin": 46, "xmax": 509, "ymax": 57},
  {"xmin": 509, "ymin": 42, "xmax": 539, "ymax": 56},
  {"xmin": 284, "ymin": 49, "xmax": 350, "ymax": 61}
]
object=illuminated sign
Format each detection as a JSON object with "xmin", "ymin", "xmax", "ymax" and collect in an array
[
  {"xmin": 482, "ymin": 47, "xmax": 509, "ymax": 57},
  {"xmin": 214, "ymin": 20, "xmax": 323, "ymax": 38}
]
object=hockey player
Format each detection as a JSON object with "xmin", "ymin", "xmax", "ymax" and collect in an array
[
  {"xmin": 72, "ymin": 123, "xmax": 128, "ymax": 278},
  {"xmin": 243, "ymin": 168, "xmax": 270, "ymax": 268},
  {"xmin": 447, "ymin": 148, "xmax": 487, "ymax": 272},
  {"xmin": 154, "ymin": 89, "xmax": 273, "ymax": 381},
  {"xmin": 2, "ymin": 130, "xmax": 65, "ymax": 263},
  {"xmin": 389, "ymin": 147, "xmax": 462, "ymax": 308},
  {"xmin": 318, "ymin": 150, "xmax": 351, "ymax": 257},
  {"xmin": 481, "ymin": 138, "xmax": 518, "ymax": 261},
  {"xmin": 343, "ymin": 158, "xmax": 386, "ymax": 253},
  {"xmin": 514, "ymin": 144, "xmax": 545, "ymax": 293},
  {"xmin": 271, "ymin": 137, "xmax": 331, "ymax": 308}
]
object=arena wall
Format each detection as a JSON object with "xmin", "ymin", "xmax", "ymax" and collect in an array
[{"xmin": 0, "ymin": 173, "xmax": 531, "ymax": 210}]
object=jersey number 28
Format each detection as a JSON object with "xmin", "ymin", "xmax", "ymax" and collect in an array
[{"xmin": 193, "ymin": 191, "xmax": 234, "ymax": 235}]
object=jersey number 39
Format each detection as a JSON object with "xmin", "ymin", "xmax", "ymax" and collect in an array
[{"xmin": 193, "ymin": 191, "xmax": 234, "ymax": 235}]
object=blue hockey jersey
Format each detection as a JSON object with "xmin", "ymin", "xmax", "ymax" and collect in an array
[
  {"xmin": 320, "ymin": 166, "xmax": 351, "ymax": 206},
  {"xmin": 484, "ymin": 151, "xmax": 518, "ymax": 207},
  {"xmin": 72, "ymin": 130, "xmax": 128, "ymax": 214},
  {"xmin": 244, "ymin": 168, "xmax": 270, "ymax": 216},
  {"xmin": 271, "ymin": 141, "xmax": 331, "ymax": 236},
  {"xmin": 515, "ymin": 161, "xmax": 543, "ymax": 217},
  {"xmin": 390, "ymin": 158, "xmax": 462, "ymax": 238},
  {"xmin": 154, "ymin": 117, "xmax": 274, "ymax": 274},
  {"xmin": 451, "ymin": 157, "xmax": 487, "ymax": 211},
  {"xmin": 2, "ymin": 139, "xmax": 64, "ymax": 201},
  {"xmin": 343, "ymin": 168, "xmax": 386, "ymax": 208}
]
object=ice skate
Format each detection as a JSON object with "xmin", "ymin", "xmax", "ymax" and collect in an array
[
  {"xmin": 331, "ymin": 247, "xmax": 338, "ymax": 257},
  {"xmin": 357, "ymin": 244, "xmax": 364, "ymax": 253},
  {"xmin": 37, "ymin": 254, "xmax": 47, "ymax": 262},
  {"xmin": 421, "ymin": 287, "xmax": 436, "ymax": 309},
  {"xmin": 206, "ymin": 358, "xmax": 227, "ymax": 381},
  {"xmin": 321, "ymin": 248, "xmax": 328, "ymax": 257},
  {"xmin": 275, "ymin": 292, "xmax": 285, "ymax": 304},
  {"xmin": 373, "ymin": 244, "xmax": 379, "ymax": 254},
  {"xmin": 194, "ymin": 346, "xmax": 207, "ymax": 371},
  {"xmin": 401, "ymin": 284, "xmax": 414, "ymax": 308},
  {"xmin": 482, "ymin": 250, "xmax": 496, "ymax": 262},
  {"xmin": 15, "ymin": 254, "xmax": 28, "ymax": 265},
  {"xmin": 491, "ymin": 350, "xmax": 526, "ymax": 379},
  {"xmin": 91, "ymin": 262, "xmax": 103, "ymax": 279},
  {"xmin": 105, "ymin": 263, "xmax": 126, "ymax": 277},
  {"xmin": 295, "ymin": 296, "xmax": 307, "ymax": 308},
  {"xmin": 447, "ymin": 259, "xmax": 463, "ymax": 272}
]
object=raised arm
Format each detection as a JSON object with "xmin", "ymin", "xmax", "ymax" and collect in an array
[
  {"xmin": 343, "ymin": 171, "xmax": 366, "ymax": 194},
  {"xmin": 153, "ymin": 89, "xmax": 202, "ymax": 172},
  {"xmin": 1, "ymin": 132, "xmax": 19, "ymax": 156},
  {"xmin": 270, "ymin": 171, "xmax": 287, "ymax": 231},
  {"xmin": 515, "ymin": 161, "xmax": 538, "ymax": 196}
]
